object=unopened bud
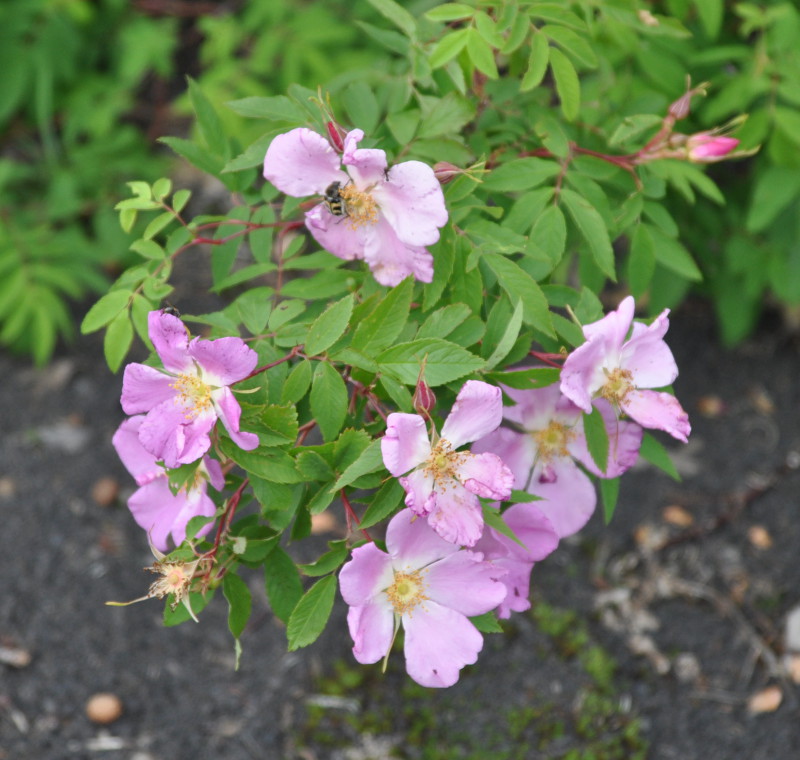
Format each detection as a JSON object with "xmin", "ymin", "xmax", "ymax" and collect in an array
[
  {"xmin": 433, "ymin": 161, "xmax": 463, "ymax": 185},
  {"xmin": 413, "ymin": 379, "xmax": 436, "ymax": 415},
  {"xmin": 326, "ymin": 120, "xmax": 346, "ymax": 152},
  {"xmin": 668, "ymin": 80, "xmax": 709, "ymax": 121},
  {"xmin": 687, "ymin": 133, "xmax": 740, "ymax": 162}
]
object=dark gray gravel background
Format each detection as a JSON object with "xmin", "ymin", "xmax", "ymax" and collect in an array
[{"xmin": 2, "ymin": 298, "xmax": 800, "ymax": 760}]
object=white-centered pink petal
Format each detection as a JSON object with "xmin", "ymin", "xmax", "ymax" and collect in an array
[
  {"xmin": 386, "ymin": 508, "xmax": 458, "ymax": 570},
  {"xmin": 339, "ymin": 542, "xmax": 395, "ymax": 606},
  {"xmin": 441, "ymin": 381, "xmax": 504, "ymax": 449},
  {"xmin": 620, "ymin": 310, "xmax": 678, "ymax": 388},
  {"xmin": 347, "ymin": 600, "xmax": 395, "ymax": 665},
  {"xmin": 381, "ymin": 413, "xmax": 431, "ymax": 476},
  {"xmin": 424, "ymin": 550, "xmax": 506, "ymax": 616},
  {"xmin": 149, "ymin": 311, "xmax": 193, "ymax": 373},
  {"xmin": 121, "ymin": 364, "xmax": 177, "ymax": 415},
  {"xmin": 622, "ymin": 389, "xmax": 691, "ymax": 443},
  {"xmin": 583, "ymin": 295, "xmax": 635, "ymax": 349},
  {"xmin": 457, "ymin": 452, "xmax": 513, "ymax": 501},
  {"xmin": 263, "ymin": 128, "xmax": 348, "ymax": 197},
  {"xmin": 529, "ymin": 457, "xmax": 597, "ymax": 538},
  {"xmin": 361, "ymin": 217, "xmax": 434, "ymax": 286},
  {"xmin": 189, "ymin": 337, "xmax": 258, "ymax": 386},
  {"xmin": 427, "ymin": 484, "xmax": 485, "ymax": 547},
  {"xmin": 213, "ymin": 386, "xmax": 259, "ymax": 450}
]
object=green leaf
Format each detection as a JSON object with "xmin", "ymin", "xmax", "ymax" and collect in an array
[
  {"xmin": 298, "ymin": 541, "xmax": 350, "ymax": 577},
  {"xmin": 429, "ymin": 28, "xmax": 470, "ymax": 68},
  {"xmin": 104, "ymin": 310, "xmax": 133, "ymax": 373},
  {"xmin": 470, "ymin": 612, "xmax": 503, "ymax": 633},
  {"xmin": 310, "ymin": 362, "xmax": 348, "ymax": 442},
  {"xmin": 639, "ymin": 432, "xmax": 680, "ymax": 481},
  {"xmin": 425, "ymin": 3, "xmax": 474, "ymax": 22},
  {"xmin": 342, "ymin": 81, "xmax": 380, "ymax": 135},
  {"xmin": 188, "ymin": 77, "xmax": 228, "ymax": 158},
  {"xmin": 481, "ymin": 253, "xmax": 555, "ymax": 336},
  {"xmin": 81, "ymin": 289, "xmax": 132, "ymax": 334},
  {"xmin": 331, "ymin": 440, "xmax": 384, "ymax": 492},
  {"xmin": 695, "ymin": 0, "xmax": 723, "ymax": 38},
  {"xmin": 226, "ymin": 96, "xmax": 306, "ymax": 122},
  {"xmin": 531, "ymin": 204, "xmax": 566, "ymax": 265},
  {"xmin": 219, "ymin": 441, "xmax": 302, "ymax": 483},
  {"xmin": 466, "ymin": 28, "xmax": 499, "ymax": 78},
  {"xmin": 367, "ymin": 0, "xmax": 417, "ymax": 38},
  {"xmin": 351, "ymin": 277, "xmax": 413, "ymax": 354},
  {"xmin": 600, "ymin": 477, "xmax": 620, "ymax": 523},
  {"xmin": 485, "ymin": 367, "xmax": 561, "ymax": 389},
  {"xmin": 223, "ymin": 572, "xmax": 252, "ymax": 640},
  {"xmin": 549, "ymin": 47, "xmax": 580, "ymax": 121},
  {"xmin": 377, "ymin": 338, "xmax": 485, "ymax": 387},
  {"xmin": 143, "ymin": 212, "xmax": 175, "ymax": 241},
  {"xmin": 542, "ymin": 25, "xmax": 598, "ymax": 68},
  {"xmin": 173, "ymin": 189, "xmax": 192, "ymax": 214},
  {"xmin": 152, "ymin": 178, "xmax": 172, "ymax": 201},
  {"xmin": 417, "ymin": 93, "xmax": 475, "ymax": 139},
  {"xmin": 287, "ymin": 575, "xmax": 337, "ymax": 651},
  {"xmin": 485, "ymin": 299, "xmax": 524, "ymax": 370},
  {"xmin": 360, "ymin": 478, "xmax": 404, "ymax": 529},
  {"xmin": 483, "ymin": 158, "xmax": 559, "ymax": 192},
  {"xmin": 481, "ymin": 504, "xmax": 523, "ymax": 547},
  {"xmin": 305, "ymin": 295, "xmax": 354, "ymax": 356},
  {"xmin": 628, "ymin": 223, "xmax": 656, "ymax": 298},
  {"xmin": 281, "ymin": 360, "xmax": 313, "ymax": 405},
  {"xmin": 746, "ymin": 166, "xmax": 800, "ymax": 233},
  {"xmin": 521, "ymin": 32, "xmax": 550, "ymax": 92},
  {"xmin": 130, "ymin": 239, "xmax": 166, "ymax": 261},
  {"xmin": 648, "ymin": 225, "xmax": 702, "ymax": 282},
  {"xmin": 159, "ymin": 136, "xmax": 224, "ymax": 178},
  {"xmin": 163, "ymin": 591, "xmax": 212, "ymax": 627},
  {"xmin": 416, "ymin": 303, "xmax": 472, "ymax": 340},
  {"xmin": 583, "ymin": 406, "xmax": 609, "ymax": 474},
  {"xmin": 560, "ymin": 188, "xmax": 615, "ymax": 281},
  {"xmin": 265, "ymin": 547, "xmax": 304, "ymax": 624}
]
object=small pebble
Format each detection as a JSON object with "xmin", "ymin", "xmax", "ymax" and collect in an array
[
  {"xmin": 86, "ymin": 693, "xmax": 123, "ymax": 724},
  {"xmin": 662, "ymin": 505, "xmax": 694, "ymax": 527},
  {"xmin": 747, "ymin": 525, "xmax": 772, "ymax": 550},
  {"xmin": 0, "ymin": 477, "xmax": 15, "ymax": 500},
  {"xmin": 310, "ymin": 512, "xmax": 338, "ymax": 535},
  {"xmin": 747, "ymin": 685, "xmax": 782, "ymax": 714},
  {"xmin": 91, "ymin": 477, "xmax": 119, "ymax": 507},
  {"xmin": 696, "ymin": 395, "xmax": 725, "ymax": 418}
]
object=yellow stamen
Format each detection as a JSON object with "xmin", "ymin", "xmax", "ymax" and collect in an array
[
  {"xmin": 533, "ymin": 420, "xmax": 575, "ymax": 462},
  {"xmin": 422, "ymin": 439, "xmax": 469, "ymax": 492},
  {"xmin": 170, "ymin": 373, "xmax": 213, "ymax": 420},
  {"xmin": 340, "ymin": 183, "xmax": 379, "ymax": 229},
  {"xmin": 386, "ymin": 569, "xmax": 428, "ymax": 616},
  {"xmin": 600, "ymin": 367, "xmax": 635, "ymax": 407}
]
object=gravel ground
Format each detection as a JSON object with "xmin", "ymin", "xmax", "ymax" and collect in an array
[{"xmin": 2, "ymin": 297, "xmax": 799, "ymax": 760}]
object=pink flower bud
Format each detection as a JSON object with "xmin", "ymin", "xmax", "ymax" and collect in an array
[
  {"xmin": 668, "ymin": 92, "xmax": 693, "ymax": 121},
  {"xmin": 325, "ymin": 120, "xmax": 346, "ymax": 152},
  {"xmin": 412, "ymin": 378, "xmax": 436, "ymax": 415},
  {"xmin": 686, "ymin": 133, "xmax": 739, "ymax": 162},
  {"xmin": 433, "ymin": 161, "xmax": 462, "ymax": 185}
]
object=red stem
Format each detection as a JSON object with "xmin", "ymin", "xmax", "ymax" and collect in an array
[{"xmin": 341, "ymin": 491, "xmax": 372, "ymax": 542}]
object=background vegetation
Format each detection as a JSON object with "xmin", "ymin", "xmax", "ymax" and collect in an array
[{"xmin": 2, "ymin": 0, "xmax": 798, "ymax": 364}]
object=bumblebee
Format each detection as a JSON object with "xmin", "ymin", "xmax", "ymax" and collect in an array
[
  {"xmin": 323, "ymin": 181, "xmax": 347, "ymax": 217},
  {"xmin": 161, "ymin": 304, "xmax": 181, "ymax": 318}
]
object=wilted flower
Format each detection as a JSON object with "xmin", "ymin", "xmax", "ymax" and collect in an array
[
  {"xmin": 473, "ymin": 385, "xmax": 642, "ymax": 537},
  {"xmin": 381, "ymin": 380, "xmax": 514, "ymax": 547},
  {"xmin": 339, "ymin": 509, "xmax": 507, "ymax": 688},
  {"xmin": 121, "ymin": 311, "xmax": 259, "ymax": 468},
  {"xmin": 560, "ymin": 296, "xmax": 691, "ymax": 442},
  {"xmin": 112, "ymin": 416, "xmax": 224, "ymax": 551},
  {"xmin": 263, "ymin": 127, "xmax": 448, "ymax": 287}
]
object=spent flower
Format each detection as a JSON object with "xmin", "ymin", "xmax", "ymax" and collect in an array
[
  {"xmin": 263, "ymin": 127, "xmax": 448, "ymax": 286},
  {"xmin": 339, "ymin": 508, "xmax": 507, "ymax": 687},
  {"xmin": 381, "ymin": 380, "xmax": 514, "ymax": 547}
]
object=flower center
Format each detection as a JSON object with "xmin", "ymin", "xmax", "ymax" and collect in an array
[
  {"xmin": 533, "ymin": 420, "xmax": 575, "ymax": 462},
  {"xmin": 423, "ymin": 439, "xmax": 468, "ymax": 489},
  {"xmin": 340, "ymin": 183, "xmax": 379, "ymax": 228},
  {"xmin": 171, "ymin": 373, "xmax": 213, "ymax": 420},
  {"xmin": 386, "ymin": 569, "xmax": 427, "ymax": 616},
  {"xmin": 147, "ymin": 560, "xmax": 196, "ymax": 601},
  {"xmin": 599, "ymin": 367, "xmax": 635, "ymax": 407}
]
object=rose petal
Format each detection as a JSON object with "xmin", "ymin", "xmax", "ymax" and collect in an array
[
  {"xmin": 503, "ymin": 502, "xmax": 560, "ymax": 561},
  {"xmin": 441, "ymin": 381, "xmax": 503, "ymax": 449},
  {"xmin": 188, "ymin": 336, "xmax": 258, "ymax": 386},
  {"xmin": 342, "ymin": 129, "xmax": 387, "ymax": 188},
  {"xmin": 568, "ymin": 400, "xmax": 643, "ymax": 478},
  {"xmin": 457, "ymin": 452, "xmax": 513, "ymax": 501},
  {"xmin": 381, "ymin": 413, "xmax": 431, "ymax": 476},
  {"xmin": 620, "ymin": 309, "xmax": 679, "ymax": 388},
  {"xmin": 622, "ymin": 388, "xmax": 691, "ymax": 443},
  {"xmin": 305, "ymin": 203, "xmax": 367, "ymax": 261},
  {"xmin": 121, "ymin": 364, "xmax": 176, "ymax": 415},
  {"xmin": 112, "ymin": 416, "xmax": 163, "ymax": 485},
  {"xmin": 212, "ymin": 386, "xmax": 259, "ymax": 450},
  {"xmin": 373, "ymin": 161, "xmax": 448, "ymax": 247},
  {"xmin": 426, "ymin": 483, "xmax": 485, "ymax": 547},
  {"xmin": 403, "ymin": 603, "xmax": 482, "ymax": 687},
  {"xmin": 339, "ymin": 542, "xmax": 395, "ymax": 606},
  {"xmin": 424, "ymin": 551, "xmax": 507, "ymax": 616},
  {"xmin": 385, "ymin": 508, "xmax": 457, "ymax": 569},
  {"xmin": 361, "ymin": 218, "xmax": 434, "ymax": 286},
  {"xmin": 529, "ymin": 457, "xmax": 596, "ymax": 538},
  {"xmin": 138, "ymin": 401, "xmax": 216, "ymax": 468},
  {"xmin": 399, "ymin": 468, "xmax": 437, "ymax": 517},
  {"xmin": 583, "ymin": 295, "xmax": 634, "ymax": 350},
  {"xmin": 347, "ymin": 600, "xmax": 395, "ymax": 665},
  {"xmin": 472, "ymin": 427, "xmax": 536, "ymax": 492},
  {"xmin": 560, "ymin": 337, "xmax": 609, "ymax": 413},
  {"xmin": 148, "ymin": 311, "xmax": 192, "ymax": 373},
  {"xmin": 263, "ymin": 128, "xmax": 348, "ymax": 197}
]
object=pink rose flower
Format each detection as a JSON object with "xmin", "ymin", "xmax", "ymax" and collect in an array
[
  {"xmin": 113, "ymin": 416, "xmax": 224, "ymax": 551},
  {"xmin": 381, "ymin": 380, "xmax": 514, "ymax": 547},
  {"xmin": 560, "ymin": 296, "xmax": 691, "ymax": 442},
  {"xmin": 121, "ymin": 311, "xmax": 259, "ymax": 468},
  {"xmin": 473, "ymin": 502, "xmax": 559, "ymax": 618},
  {"xmin": 263, "ymin": 127, "xmax": 448, "ymax": 287},
  {"xmin": 339, "ymin": 509, "xmax": 507, "ymax": 688},
  {"xmin": 473, "ymin": 385, "xmax": 642, "ymax": 537}
]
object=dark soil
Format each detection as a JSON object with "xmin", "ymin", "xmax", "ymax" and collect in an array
[{"xmin": 2, "ymin": 298, "xmax": 800, "ymax": 760}]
